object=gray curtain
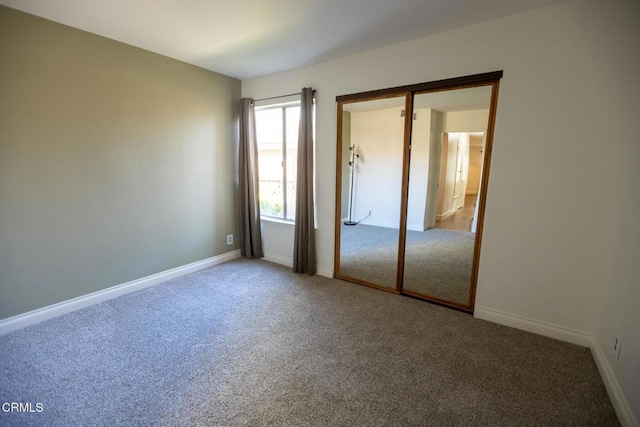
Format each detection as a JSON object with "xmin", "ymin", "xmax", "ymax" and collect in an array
[
  {"xmin": 239, "ymin": 98, "xmax": 264, "ymax": 258},
  {"xmin": 293, "ymin": 88, "xmax": 316, "ymax": 274}
]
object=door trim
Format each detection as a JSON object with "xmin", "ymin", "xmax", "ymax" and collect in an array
[{"xmin": 334, "ymin": 71, "xmax": 503, "ymax": 313}]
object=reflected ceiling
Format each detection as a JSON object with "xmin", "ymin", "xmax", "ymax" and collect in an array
[{"xmin": 343, "ymin": 86, "xmax": 492, "ymax": 113}]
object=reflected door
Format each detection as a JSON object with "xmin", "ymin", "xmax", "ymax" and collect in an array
[{"xmin": 337, "ymin": 95, "xmax": 408, "ymax": 290}]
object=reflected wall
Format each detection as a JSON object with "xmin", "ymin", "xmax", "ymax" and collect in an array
[{"xmin": 338, "ymin": 96, "xmax": 406, "ymax": 290}]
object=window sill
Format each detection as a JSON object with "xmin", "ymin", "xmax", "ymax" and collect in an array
[{"xmin": 260, "ymin": 217, "xmax": 295, "ymax": 227}]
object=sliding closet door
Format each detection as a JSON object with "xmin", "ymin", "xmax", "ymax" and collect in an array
[
  {"xmin": 402, "ymin": 85, "xmax": 495, "ymax": 309},
  {"xmin": 336, "ymin": 95, "xmax": 408, "ymax": 291},
  {"xmin": 335, "ymin": 72, "xmax": 502, "ymax": 311}
]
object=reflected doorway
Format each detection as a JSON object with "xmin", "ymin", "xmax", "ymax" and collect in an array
[{"xmin": 435, "ymin": 132, "xmax": 485, "ymax": 233}]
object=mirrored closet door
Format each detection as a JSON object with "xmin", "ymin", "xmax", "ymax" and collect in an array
[
  {"xmin": 337, "ymin": 95, "xmax": 408, "ymax": 291},
  {"xmin": 334, "ymin": 72, "xmax": 502, "ymax": 312}
]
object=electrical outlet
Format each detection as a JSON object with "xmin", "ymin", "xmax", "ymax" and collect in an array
[
  {"xmin": 613, "ymin": 337, "xmax": 622, "ymax": 360},
  {"xmin": 226, "ymin": 234, "xmax": 233, "ymax": 245}
]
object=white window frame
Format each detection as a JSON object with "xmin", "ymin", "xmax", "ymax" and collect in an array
[{"xmin": 255, "ymin": 100, "xmax": 300, "ymax": 222}]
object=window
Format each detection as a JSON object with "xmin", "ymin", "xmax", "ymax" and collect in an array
[{"xmin": 255, "ymin": 103, "xmax": 300, "ymax": 221}]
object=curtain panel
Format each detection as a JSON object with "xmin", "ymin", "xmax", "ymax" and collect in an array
[
  {"xmin": 293, "ymin": 88, "xmax": 316, "ymax": 274},
  {"xmin": 238, "ymin": 98, "xmax": 264, "ymax": 258}
]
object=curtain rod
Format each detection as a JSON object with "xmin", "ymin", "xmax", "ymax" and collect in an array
[{"xmin": 253, "ymin": 89, "xmax": 316, "ymax": 103}]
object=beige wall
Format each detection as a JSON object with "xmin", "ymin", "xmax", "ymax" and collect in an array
[
  {"xmin": 593, "ymin": 51, "xmax": 640, "ymax": 424},
  {"xmin": 349, "ymin": 106, "xmax": 404, "ymax": 228},
  {"xmin": 0, "ymin": 6, "xmax": 241, "ymax": 319},
  {"xmin": 242, "ymin": 0, "xmax": 640, "ymax": 421}
]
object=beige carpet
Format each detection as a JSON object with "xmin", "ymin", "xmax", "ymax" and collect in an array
[{"xmin": 0, "ymin": 258, "xmax": 618, "ymax": 425}]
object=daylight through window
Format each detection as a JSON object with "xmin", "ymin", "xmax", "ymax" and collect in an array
[{"xmin": 255, "ymin": 103, "xmax": 300, "ymax": 221}]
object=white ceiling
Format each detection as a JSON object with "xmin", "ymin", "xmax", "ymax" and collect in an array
[{"xmin": 0, "ymin": 0, "xmax": 569, "ymax": 80}]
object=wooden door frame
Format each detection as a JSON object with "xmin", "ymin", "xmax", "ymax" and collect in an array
[{"xmin": 334, "ymin": 71, "xmax": 503, "ymax": 312}]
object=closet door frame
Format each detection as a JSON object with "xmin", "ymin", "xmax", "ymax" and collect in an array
[
  {"xmin": 334, "ymin": 71, "xmax": 503, "ymax": 312},
  {"xmin": 334, "ymin": 92, "xmax": 411, "ymax": 293}
]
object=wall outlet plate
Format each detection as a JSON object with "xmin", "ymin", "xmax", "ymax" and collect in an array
[
  {"xmin": 613, "ymin": 337, "xmax": 622, "ymax": 360},
  {"xmin": 226, "ymin": 234, "xmax": 233, "ymax": 245}
]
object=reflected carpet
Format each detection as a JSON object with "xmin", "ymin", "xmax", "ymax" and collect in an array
[{"xmin": 340, "ymin": 224, "xmax": 473, "ymax": 304}]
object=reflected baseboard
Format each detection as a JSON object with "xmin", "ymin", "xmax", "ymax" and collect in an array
[
  {"xmin": 347, "ymin": 221, "xmax": 399, "ymax": 229},
  {"xmin": 436, "ymin": 209, "xmax": 456, "ymax": 221}
]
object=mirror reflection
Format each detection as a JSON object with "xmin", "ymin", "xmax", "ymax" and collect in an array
[
  {"xmin": 338, "ymin": 96, "xmax": 406, "ymax": 289},
  {"xmin": 403, "ymin": 87, "xmax": 492, "ymax": 305},
  {"xmin": 336, "ymin": 83, "xmax": 496, "ymax": 310}
]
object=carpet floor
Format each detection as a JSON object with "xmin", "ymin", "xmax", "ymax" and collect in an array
[
  {"xmin": 340, "ymin": 224, "xmax": 474, "ymax": 304},
  {"xmin": 0, "ymin": 258, "xmax": 617, "ymax": 426}
]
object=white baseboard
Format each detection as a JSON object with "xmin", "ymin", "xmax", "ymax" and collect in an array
[
  {"xmin": 263, "ymin": 253, "xmax": 293, "ymax": 268},
  {"xmin": 590, "ymin": 340, "xmax": 637, "ymax": 427},
  {"xmin": 263, "ymin": 252, "xmax": 333, "ymax": 279},
  {"xmin": 0, "ymin": 250, "xmax": 241, "ymax": 336},
  {"xmin": 473, "ymin": 306, "xmax": 591, "ymax": 346},
  {"xmin": 316, "ymin": 266, "xmax": 333, "ymax": 279}
]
